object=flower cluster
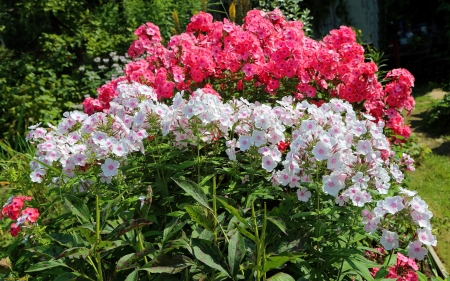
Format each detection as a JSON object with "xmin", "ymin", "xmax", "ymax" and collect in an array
[
  {"xmin": 362, "ymin": 193, "xmax": 435, "ymax": 260},
  {"xmin": 368, "ymin": 250, "xmax": 419, "ymax": 281},
  {"xmin": 84, "ymin": 9, "xmax": 414, "ymax": 140},
  {"xmin": 27, "ymin": 81, "xmax": 433, "ymax": 259},
  {"xmin": 1, "ymin": 196, "xmax": 40, "ymax": 237}
]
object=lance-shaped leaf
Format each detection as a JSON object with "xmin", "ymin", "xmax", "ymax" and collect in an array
[
  {"xmin": 263, "ymin": 252, "xmax": 305, "ymax": 273},
  {"xmin": 191, "ymin": 238, "xmax": 230, "ymax": 277},
  {"xmin": 140, "ymin": 255, "xmax": 193, "ymax": 274},
  {"xmin": 115, "ymin": 248, "xmax": 154, "ymax": 272},
  {"xmin": 228, "ymin": 231, "xmax": 245, "ymax": 278},
  {"xmin": 235, "ymin": 223, "xmax": 256, "ymax": 242},
  {"xmin": 54, "ymin": 272, "xmax": 79, "ymax": 281},
  {"xmin": 267, "ymin": 216, "xmax": 287, "ymax": 235},
  {"xmin": 26, "ymin": 245, "xmax": 63, "ymax": 259},
  {"xmin": 185, "ymin": 205, "xmax": 215, "ymax": 231},
  {"xmin": 267, "ymin": 272, "xmax": 295, "ymax": 281},
  {"xmin": 124, "ymin": 269, "xmax": 139, "ymax": 281},
  {"xmin": 55, "ymin": 247, "xmax": 90, "ymax": 260},
  {"xmin": 64, "ymin": 194, "xmax": 91, "ymax": 223},
  {"xmin": 162, "ymin": 218, "xmax": 187, "ymax": 246},
  {"xmin": 216, "ymin": 196, "xmax": 250, "ymax": 228},
  {"xmin": 96, "ymin": 240, "xmax": 128, "ymax": 253},
  {"xmin": 106, "ymin": 218, "xmax": 153, "ymax": 240},
  {"xmin": 172, "ymin": 178, "xmax": 211, "ymax": 210},
  {"xmin": 25, "ymin": 260, "xmax": 70, "ymax": 272}
]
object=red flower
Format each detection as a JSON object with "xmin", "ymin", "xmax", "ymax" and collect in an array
[
  {"xmin": 9, "ymin": 223, "xmax": 21, "ymax": 237},
  {"xmin": 22, "ymin": 207, "xmax": 40, "ymax": 223}
]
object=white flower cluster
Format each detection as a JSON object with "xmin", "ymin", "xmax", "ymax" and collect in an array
[{"xmin": 27, "ymin": 82, "xmax": 434, "ymax": 260}]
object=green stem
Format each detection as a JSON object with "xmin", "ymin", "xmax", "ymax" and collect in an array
[
  {"xmin": 197, "ymin": 144, "xmax": 201, "ymax": 184},
  {"xmin": 95, "ymin": 194, "xmax": 104, "ymax": 281},
  {"xmin": 336, "ymin": 213, "xmax": 357, "ymax": 280},
  {"xmin": 137, "ymin": 230, "xmax": 151, "ymax": 280},
  {"xmin": 251, "ymin": 201, "xmax": 261, "ymax": 281},
  {"xmin": 261, "ymin": 203, "xmax": 267, "ymax": 281},
  {"xmin": 213, "ymin": 175, "xmax": 218, "ymax": 243}
]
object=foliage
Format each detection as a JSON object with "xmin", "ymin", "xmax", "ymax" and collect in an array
[
  {"xmin": 0, "ymin": 8, "xmax": 437, "ymax": 281},
  {"xmin": 424, "ymin": 93, "xmax": 450, "ymax": 135},
  {"xmin": 391, "ymin": 133, "xmax": 431, "ymax": 165},
  {"xmin": 0, "ymin": 0, "xmax": 201, "ymax": 145},
  {"xmin": 257, "ymin": 0, "xmax": 313, "ymax": 35}
]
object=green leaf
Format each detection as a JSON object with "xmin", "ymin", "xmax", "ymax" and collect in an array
[
  {"xmin": 191, "ymin": 238, "xmax": 230, "ymax": 277},
  {"xmin": 26, "ymin": 260, "xmax": 69, "ymax": 272},
  {"xmin": 163, "ymin": 218, "xmax": 187, "ymax": 245},
  {"xmin": 106, "ymin": 219, "xmax": 153, "ymax": 239},
  {"xmin": 64, "ymin": 194, "xmax": 92, "ymax": 223},
  {"xmin": 26, "ymin": 245, "xmax": 63, "ymax": 259},
  {"xmin": 54, "ymin": 272, "xmax": 78, "ymax": 281},
  {"xmin": 96, "ymin": 240, "xmax": 128, "ymax": 253},
  {"xmin": 172, "ymin": 177, "xmax": 211, "ymax": 210},
  {"xmin": 116, "ymin": 248, "xmax": 154, "ymax": 272},
  {"xmin": 267, "ymin": 272, "xmax": 295, "ymax": 281},
  {"xmin": 124, "ymin": 269, "xmax": 139, "ymax": 281},
  {"xmin": 217, "ymin": 196, "xmax": 250, "ymax": 227},
  {"xmin": 373, "ymin": 265, "xmax": 391, "ymax": 279},
  {"xmin": 263, "ymin": 252, "xmax": 304, "ymax": 273},
  {"xmin": 235, "ymin": 223, "xmax": 256, "ymax": 242},
  {"xmin": 49, "ymin": 233, "xmax": 74, "ymax": 248},
  {"xmin": 267, "ymin": 216, "xmax": 287, "ymax": 234},
  {"xmin": 290, "ymin": 212, "xmax": 314, "ymax": 219},
  {"xmin": 344, "ymin": 258, "xmax": 374, "ymax": 281},
  {"xmin": 228, "ymin": 231, "xmax": 245, "ymax": 278},
  {"xmin": 185, "ymin": 205, "xmax": 215, "ymax": 231},
  {"xmin": 55, "ymin": 247, "xmax": 90, "ymax": 260},
  {"xmin": 141, "ymin": 255, "xmax": 193, "ymax": 273}
]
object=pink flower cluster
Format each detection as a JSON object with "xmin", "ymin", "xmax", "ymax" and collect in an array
[
  {"xmin": 83, "ymin": 9, "xmax": 415, "ymax": 140},
  {"xmin": 1, "ymin": 196, "xmax": 40, "ymax": 237},
  {"xmin": 369, "ymin": 251, "xmax": 419, "ymax": 281}
]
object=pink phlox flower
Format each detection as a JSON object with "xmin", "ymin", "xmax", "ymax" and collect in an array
[
  {"xmin": 297, "ymin": 187, "xmax": 312, "ymax": 202},
  {"xmin": 380, "ymin": 229, "xmax": 399, "ymax": 250},
  {"xmin": 417, "ymin": 228, "xmax": 437, "ymax": 246},
  {"xmin": 408, "ymin": 240, "xmax": 428, "ymax": 261}
]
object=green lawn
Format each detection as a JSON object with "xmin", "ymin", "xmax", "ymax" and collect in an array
[
  {"xmin": 404, "ymin": 84, "xmax": 450, "ymax": 272},
  {"xmin": 406, "ymin": 154, "xmax": 450, "ymax": 271}
]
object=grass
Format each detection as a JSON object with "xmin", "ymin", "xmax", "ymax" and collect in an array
[
  {"xmin": 404, "ymin": 83, "xmax": 450, "ymax": 272},
  {"xmin": 406, "ymin": 154, "xmax": 450, "ymax": 271}
]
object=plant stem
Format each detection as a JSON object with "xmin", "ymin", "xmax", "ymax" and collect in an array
[
  {"xmin": 251, "ymin": 200, "xmax": 261, "ymax": 281},
  {"xmin": 197, "ymin": 144, "xmax": 201, "ymax": 184},
  {"xmin": 213, "ymin": 175, "xmax": 218, "ymax": 243},
  {"xmin": 95, "ymin": 194, "xmax": 104, "ymax": 281},
  {"xmin": 336, "ymin": 212, "xmax": 356, "ymax": 280},
  {"xmin": 261, "ymin": 203, "xmax": 267, "ymax": 281},
  {"xmin": 137, "ymin": 230, "xmax": 151, "ymax": 280}
]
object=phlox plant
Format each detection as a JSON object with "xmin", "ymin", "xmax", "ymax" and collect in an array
[{"xmin": 1, "ymin": 9, "xmax": 436, "ymax": 281}]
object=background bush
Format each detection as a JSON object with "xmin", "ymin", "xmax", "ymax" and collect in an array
[{"xmin": 0, "ymin": 0, "xmax": 202, "ymax": 145}]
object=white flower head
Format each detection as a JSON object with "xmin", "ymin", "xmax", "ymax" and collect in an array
[
  {"xmin": 408, "ymin": 240, "xmax": 428, "ymax": 260},
  {"xmin": 297, "ymin": 187, "xmax": 312, "ymax": 202},
  {"xmin": 101, "ymin": 158, "xmax": 120, "ymax": 177},
  {"xmin": 417, "ymin": 228, "xmax": 437, "ymax": 246},
  {"xmin": 380, "ymin": 230, "xmax": 399, "ymax": 250},
  {"xmin": 312, "ymin": 141, "xmax": 330, "ymax": 161}
]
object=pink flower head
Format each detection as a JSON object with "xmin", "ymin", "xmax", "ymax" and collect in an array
[
  {"xmin": 408, "ymin": 240, "xmax": 428, "ymax": 261},
  {"xmin": 380, "ymin": 230, "xmax": 399, "ymax": 250},
  {"xmin": 22, "ymin": 207, "xmax": 40, "ymax": 223},
  {"xmin": 101, "ymin": 158, "xmax": 120, "ymax": 177}
]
